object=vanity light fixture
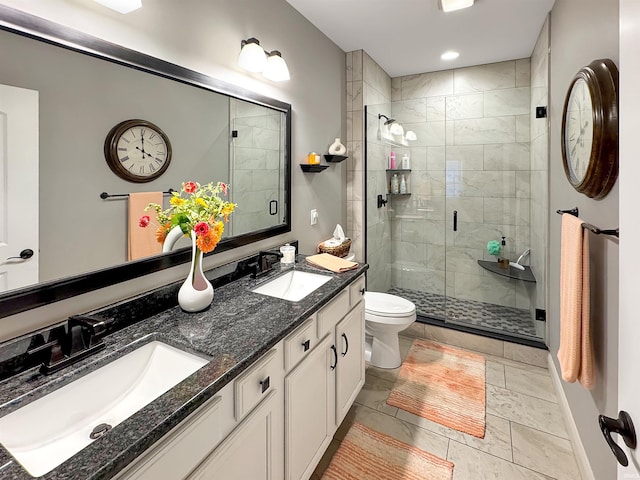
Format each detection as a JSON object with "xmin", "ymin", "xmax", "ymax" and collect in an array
[
  {"xmin": 92, "ymin": 0, "xmax": 142, "ymax": 14},
  {"xmin": 441, "ymin": 50, "xmax": 460, "ymax": 60},
  {"xmin": 437, "ymin": 0, "xmax": 474, "ymax": 12},
  {"xmin": 238, "ymin": 38, "xmax": 290, "ymax": 82}
]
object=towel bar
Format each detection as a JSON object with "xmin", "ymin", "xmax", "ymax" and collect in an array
[
  {"xmin": 556, "ymin": 207, "xmax": 579, "ymax": 216},
  {"xmin": 582, "ymin": 223, "xmax": 619, "ymax": 237},
  {"xmin": 100, "ymin": 189, "xmax": 175, "ymax": 199}
]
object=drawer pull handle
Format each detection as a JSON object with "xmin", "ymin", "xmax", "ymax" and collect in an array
[
  {"xmin": 341, "ymin": 333, "xmax": 349, "ymax": 356},
  {"xmin": 302, "ymin": 339, "xmax": 310, "ymax": 352},
  {"xmin": 330, "ymin": 345, "xmax": 338, "ymax": 370},
  {"xmin": 360, "ymin": 287, "xmax": 365, "ymax": 295},
  {"xmin": 260, "ymin": 376, "xmax": 270, "ymax": 393}
]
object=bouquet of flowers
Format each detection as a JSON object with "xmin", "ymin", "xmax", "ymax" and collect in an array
[{"xmin": 139, "ymin": 181, "xmax": 236, "ymax": 253}]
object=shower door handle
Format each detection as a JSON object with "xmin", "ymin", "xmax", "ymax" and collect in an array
[{"xmin": 453, "ymin": 210, "xmax": 458, "ymax": 232}]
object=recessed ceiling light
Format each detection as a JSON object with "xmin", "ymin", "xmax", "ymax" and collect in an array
[
  {"xmin": 438, "ymin": 0, "xmax": 474, "ymax": 12},
  {"xmin": 441, "ymin": 51, "xmax": 460, "ymax": 60}
]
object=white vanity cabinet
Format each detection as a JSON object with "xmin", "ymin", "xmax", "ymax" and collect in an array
[
  {"xmin": 112, "ymin": 273, "xmax": 365, "ymax": 480},
  {"xmin": 285, "ymin": 274, "xmax": 366, "ymax": 480}
]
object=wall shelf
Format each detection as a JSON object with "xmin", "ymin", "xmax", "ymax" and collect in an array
[
  {"xmin": 324, "ymin": 154, "xmax": 348, "ymax": 163},
  {"xmin": 387, "ymin": 193, "xmax": 411, "ymax": 197},
  {"xmin": 386, "ymin": 169, "xmax": 411, "ymax": 173},
  {"xmin": 477, "ymin": 260, "xmax": 536, "ymax": 283},
  {"xmin": 300, "ymin": 164, "xmax": 329, "ymax": 173}
]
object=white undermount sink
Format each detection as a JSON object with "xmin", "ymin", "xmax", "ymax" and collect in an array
[
  {"xmin": 0, "ymin": 341, "xmax": 209, "ymax": 477},
  {"xmin": 251, "ymin": 270, "xmax": 332, "ymax": 302}
]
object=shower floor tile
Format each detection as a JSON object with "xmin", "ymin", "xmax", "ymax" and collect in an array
[{"xmin": 387, "ymin": 287, "xmax": 540, "ymax": 339}]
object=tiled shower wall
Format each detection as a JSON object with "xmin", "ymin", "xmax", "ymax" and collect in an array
[
  {"xmin": 230, "ymin": 99, "xmax": 285, "ymax": 236},
  {"xmin": 390, "ymin": 60, "xmax": 533, "ymax": 310},
  {"xmin": 530, "ymin": 16, "xmax": 550, "ymax": 312}
]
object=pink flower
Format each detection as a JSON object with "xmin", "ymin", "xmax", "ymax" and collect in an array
[
  {"xmin": 183, "ymin": 181, "xmax": 197, "ymax": 194},
  {"xmin": 139, "ymin": 215, "xmax": 151, "ymax": 228},
  {"xmin": 194, "ymin": 221, "xmax": 210, "ymax": 236},
  {"xmin": 220, "ymin": 182, "xmax": 228, "ymax": 196}
]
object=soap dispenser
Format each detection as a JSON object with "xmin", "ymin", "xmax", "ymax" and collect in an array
[{"xmin": 400, "ymin": 174, "xmax": 407, "ymax": 194}]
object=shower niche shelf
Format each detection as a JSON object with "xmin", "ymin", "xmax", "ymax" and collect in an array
[
  {"xmin": 386, "ymin": 169, "xmax": 411, "ymax": 173},
  {"xmin": 324, "ymin": 154, "xmax": 348, "ymax": 163},
  {"xmin": 300, "ymin": 164, "xmax": 329, "ymax": 173},
  {"xmin": 477, "ymin": 260, "xmax": 536, "ymax": 283}
]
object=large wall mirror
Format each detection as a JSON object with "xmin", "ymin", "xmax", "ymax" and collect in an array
[{"xmin": 0, "ymin": 6, "xmax": 291, "ymax": 319}]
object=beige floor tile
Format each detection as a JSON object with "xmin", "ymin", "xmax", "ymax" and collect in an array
[
  {"xmin": 505, "ymin": 365, "xmax": 557, "ymax": 403},
  {"xmin": 397, "ymin": 410, "xmax": 513, "ymax": 462},
  {"xmin": 511, "ymin": 423, "xmax": 581, "ymax": 480},
  {"xmin": 487, "ymin": 384, "xmax": 568, "ymax": 438},
  {"xmin": 355, "ymin": 373, "xmax": 398, "ymax": 415},
  {"xmin": 504, "ymin": 342, "xmax": 549, "ymax": 368},
  {"xmin": 448, "ymin": 441, "xmax": 554, "ymax": 479},
  {"xmin": 404, "ymin": 322, "xmax": 425, "ymax": 338},
  {"xmin": 486, "ymin": 360, "xmax": 506, "ymax": 387},
  {"xmin": 484, "ymin": 351, "xmax": 551, "ymax": 377},
  {"xmin": 344, "ymin": 403, "xmax": 451, "ymax": 459},
  {"xmin": 423, "ymin": 324, "xmax": 505, "ymax": 356}
]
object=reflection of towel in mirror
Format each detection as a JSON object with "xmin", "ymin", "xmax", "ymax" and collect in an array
[
  {"xmin": 128, "ymin": 192, "xmax": 163, "ymax": 261},
  {"xmin": 557, "ymin": 214, "xmax": 594, "ymax": 389}
]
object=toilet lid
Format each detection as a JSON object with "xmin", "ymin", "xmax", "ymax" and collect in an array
[{"xmin": 364, "ymin": 292, "xmax": 415, "ymax": 316}]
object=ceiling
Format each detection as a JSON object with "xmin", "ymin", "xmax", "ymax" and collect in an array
[{"xmin": 285, "ymin": 0, "xmax": 556, "ymax": 77}]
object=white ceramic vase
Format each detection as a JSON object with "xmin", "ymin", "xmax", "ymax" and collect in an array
[
  {"xmin": 178, "ymin": 233, "xmax": 214, "ymax": 312},
  {"xmin": 328, "ymin": 137, "xmax": 346, "ymax": 155},
  {"xmin": 162, "ymin": 225, "xmax": 185, "ymax": 253}
]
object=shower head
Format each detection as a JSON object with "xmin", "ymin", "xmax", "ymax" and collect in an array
[{"xmin": 378, "ymin": 114, "xmax": 397, "ymax": 125}]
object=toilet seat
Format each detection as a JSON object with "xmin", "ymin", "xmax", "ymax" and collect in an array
[{"xmin": 364, "ymin": 292, "xmax": 415, "ymax": 318}]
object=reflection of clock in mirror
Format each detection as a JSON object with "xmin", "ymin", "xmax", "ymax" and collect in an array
[
  {"xmin": 104, "ymin": 119, "xmax": 172, "ymax": 183},
  {"xmin": 561, "ymin": 59, "xmax": 618, "ymax": 199}
]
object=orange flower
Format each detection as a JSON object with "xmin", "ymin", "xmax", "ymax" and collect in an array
[
  {"xmin": 155, "ymin": 223, "xmax": 171, "ymax": 243},
  {"xmin": 196, "ymin": 230, "xmax": 219, "ymax": 253}
]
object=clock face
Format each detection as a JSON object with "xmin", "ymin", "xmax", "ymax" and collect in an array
[
  {"xmin": 104, "ymin": 120, "xmax": 172, "ymax": 183},
  {"xmin": 564, "ymin": 78, "xmax": 594, "ymax": 184}
]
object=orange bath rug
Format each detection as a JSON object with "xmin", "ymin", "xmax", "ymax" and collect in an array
[
  {"xmin": 321, "ymin": 422, "xmax": 453, "ymax": 480},
  {"xmin": 387, "ymin": 339, "xmax": 486, "ymax": 438}
]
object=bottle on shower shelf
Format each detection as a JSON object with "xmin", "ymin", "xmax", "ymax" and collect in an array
[
  {"xmin": 400, "ymin": 174, "xmax": 407, "ymax": 194},
  {"xmin": 401, "ymin": 153, "xmax": 410, "ymax": 169},
  {"xmin": 389, "ymin": 151, "xmax": 396, "ymax": 169},
  {"xmin": 390, "ymin": 173, "xmax": 400, "ymax": 194}
]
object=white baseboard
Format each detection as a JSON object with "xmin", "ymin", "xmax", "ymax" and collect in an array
[{"xmin": 547, "ymin": 355, "xmax": 596, "ymax": 480}]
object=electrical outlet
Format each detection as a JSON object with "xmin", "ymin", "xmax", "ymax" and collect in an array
[{"xmin": 310, "ymin": 209, "xmax": 318, "ymax": 226}]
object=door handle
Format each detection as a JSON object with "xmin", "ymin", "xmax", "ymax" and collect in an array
[
  {"xmin": 269, "ymin": 200, "xmax": 278, "ymax": 216},
  {"xmin": 599, "ymin": 411, "xmax": 637, "ymax": 466},
  {"xmin": 453, "ymin": 210, "xmax": 458, "ymax": 232},
  {"xmin": 330, "ymin": 345, "xmax": 338, "ymax": 370},
  {"xmin": 341, "ymin": 333, "xmax": 349, "ymax": 356},
  {"xmin": 7, "ymin": 249, "xmax": 34, "ymax": 260}
]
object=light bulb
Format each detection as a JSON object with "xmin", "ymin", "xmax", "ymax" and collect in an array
[{"xmin": 263, "ymin": 51, "xmax": 290, "ymax": 82}]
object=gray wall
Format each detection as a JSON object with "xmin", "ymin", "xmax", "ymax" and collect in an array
[
  {"xmin": 549, "ymin": 0, "xmax": 619, "ymax": 478},
  {"xmin": 0, "ymin": 0, "xmax": 346, "ymax": 341}
]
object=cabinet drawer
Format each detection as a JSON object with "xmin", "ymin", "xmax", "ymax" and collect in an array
[
  {"xmin": 349, "ymin": 275, "xmax": 366, "ymax": 307},
  {"xmin": 284, "ymin": 315, "xmax": 317, "ymax": 372},
  {"xmin": 235, "ymin": 347, "xmax": 280, "ymax": 421},
  {"xmin": 317, "ymin": 289, "xmax": 350, "ymax": 338}
]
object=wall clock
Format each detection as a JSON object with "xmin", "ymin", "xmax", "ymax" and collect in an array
[
  {"xmin": 561, "ymin": 59, "xmax": 618, "ymax": 199},
  {"xmin": 104, "ymin": 119, "xmax": 172, "ymax": 183}
]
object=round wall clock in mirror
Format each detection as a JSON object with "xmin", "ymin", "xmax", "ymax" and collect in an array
[
  {"xmin": 104, "ymin": 119, "xmax": 172, "ymax": 182},
  {"xmin": 561, "ymin": 58, "xmax": 619, "ymax": 199}
]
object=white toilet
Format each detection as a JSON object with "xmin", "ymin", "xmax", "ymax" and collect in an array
[{"xmin": 364, "ymin": 292, "xmax": 416, "ymax": 369}]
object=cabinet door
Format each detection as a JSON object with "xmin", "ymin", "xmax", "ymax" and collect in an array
[
  {"xmin": 285, "ymin": 334, "xmax": 334, "ymax": 480},
  {"xmin": 188, "ymin": 390, "xmax": 282, "ymax": 480},
  {"xmin": 335, "ymin": 302, "xmax": 365, "ymax": 426}
]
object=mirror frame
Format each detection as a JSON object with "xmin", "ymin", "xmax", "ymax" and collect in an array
[{"xmin": 0, "ymin": 5, "xmax": 292, "ymax": 319}]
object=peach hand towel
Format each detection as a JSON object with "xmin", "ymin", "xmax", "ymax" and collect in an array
[
  {"xmin": 128, "ymin": 192, "xmax": 163, "ymax": 261},
  {"xmin": 306, "ymin": 253, "xmax": 358, "ymax": 273},
  {"xmin": 557, "ymin": 214, "xmax": 595, "ymax": 389}
]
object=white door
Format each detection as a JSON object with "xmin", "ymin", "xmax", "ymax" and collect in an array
[
  {"xmin": 618, "ymin": 1, "xmax": 640, "ymax": 477},
  {"xmin": 0, "ymin": 84, "xmax": 39, "ymax": 292}
]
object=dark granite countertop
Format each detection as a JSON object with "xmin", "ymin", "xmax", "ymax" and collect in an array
[{"xmin": 0, "ymin": 258, "xmax": 368, "ymax": 479}]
